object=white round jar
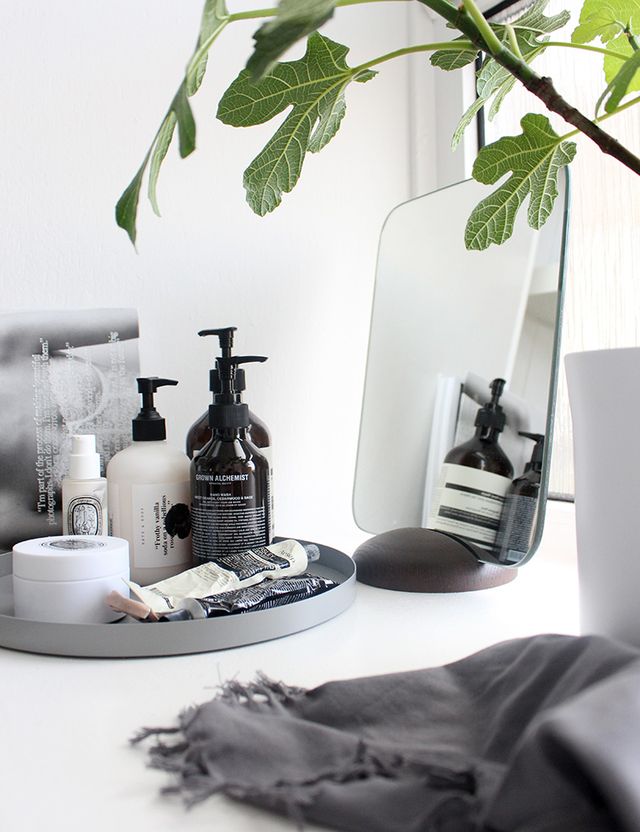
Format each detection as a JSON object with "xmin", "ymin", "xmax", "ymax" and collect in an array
[{"xmin": 12, "ymin": 535, "xmax": 129, "ymax": 624}]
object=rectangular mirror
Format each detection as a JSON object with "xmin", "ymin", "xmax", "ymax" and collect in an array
[{"xmin": 353, "ymin": 173, "xmax": 569, "ymax": 568}]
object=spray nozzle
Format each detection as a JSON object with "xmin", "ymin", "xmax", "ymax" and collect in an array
[
  {"xmin": 519, "ymin": 431, "xmax": 545, "ymax": 472},
  {"xmin": 475, "ymin": 377, "xmax": 507, "ymax": 433},
  {"xmin": 68, "ymin": 434, "xmax": 101, "ymax": 480},
  {"xmin": 133, "ymin": 377, "xmax": 179, "ymax": 442}
]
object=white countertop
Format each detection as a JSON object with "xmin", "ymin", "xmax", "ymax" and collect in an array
[{"xmin": 0, "ymin": 501, "xmax": 579, "ymax": 832}]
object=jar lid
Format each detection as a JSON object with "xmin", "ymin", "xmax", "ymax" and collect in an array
[{"xmin": 12, "ymin": 536, "xmax": 129, "ymax": 582}]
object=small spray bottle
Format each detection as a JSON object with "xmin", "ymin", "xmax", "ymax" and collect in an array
[{"xmin": 62, "ymin": 434, "xmax": 108, "ymax": 536}]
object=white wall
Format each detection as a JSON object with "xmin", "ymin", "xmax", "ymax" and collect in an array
[{"xmin": 1, "ymin": 2, "xmax": 437, "ymax": 553}]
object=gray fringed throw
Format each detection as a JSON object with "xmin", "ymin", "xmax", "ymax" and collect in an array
[{"xmin": 134, "ymin": 635, "xmax": 640, "ymax": 831}]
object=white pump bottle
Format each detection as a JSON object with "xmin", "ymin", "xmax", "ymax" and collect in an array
[{"xmin": 107, "ymin": 378, "xmax": 192, "ymax": 586}]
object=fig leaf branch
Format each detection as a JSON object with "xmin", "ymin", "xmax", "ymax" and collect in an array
[{"xmin": 116, "ymin": 0, "xmax": 640, "ymax": 249}]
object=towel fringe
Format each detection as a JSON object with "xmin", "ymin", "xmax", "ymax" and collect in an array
[{"xmin": 133, "ymin": 674, "xmax": 477, "ymax": 828}]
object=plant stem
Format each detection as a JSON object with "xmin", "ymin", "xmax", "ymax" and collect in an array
[
  {"xmin": 416, "ymin": 0, "xmax": 640, "ymax": 176},
  {"xmin": 462, "ymin": 0, "xmax": 504, "ymax": 55},
  {"xmin": 521, "ymin": 76, "xmax": 640, "ymax": 174},
  {"xmin": 227, "ymin": 8, "xmax": 277, "ymax": 22},
  {"xmin": 624, "ymin": 26, "xmax": 640, "ymax": 51},
  {"xmin": 354, "ymin": 40, "xmax": 474, "ymax": 71},
  {"xmin": 338, "ymin": 0, "xmax": 410, "ymax": 5},
  {"xmin": 505, "ymin": 24, "xmax": 524, "ymax": 62},
  {"xmin": 186, "ymin": 22, "xmax": 230, "ymax": 85},
  {"xmin": 228, "ymin": 0, "xmax": 408, "ymax": 21},
  {"xmin": 544, "ymin": 40, "xmax": 630, "ymax": 61},
  {"xmin": 561, "ymin": 92, "xmax": 640, "ymax": 140}
]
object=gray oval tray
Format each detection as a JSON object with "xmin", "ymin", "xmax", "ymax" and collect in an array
[{"xmin": 0, "ymin": 541, "xmax": 356, "ymax": 658}]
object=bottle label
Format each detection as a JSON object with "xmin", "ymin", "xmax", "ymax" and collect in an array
[
  {"xmin": 251, "ymin": 444, "xmax": 274, "ymax": 541},
  {"xmin": 428, "ymin": 463, "xmax": 512, "ymax": 550},
  {"xmin": 67, "ymin": 496, "xmax": 103, "ymax": 536},
  {"xmin": 496, "ymin": 493, "xmax": 538, "ymax": 563},
  {"xmin": 191, "ymin": 473, "xmax": 270, "ymax": 562},
  {"xmin": 207, "ymin": 549, "xmax": 272, "ymax": 580},
  {"xmin": 63, "ymin": 480, "xmax": 107, "ymax": 536},
  {"xmin": 208, "ymin": 545, "xmax": 290, "ymax": 581},
  {"xmin": 130, "ymin": 482, "xmax": 192, "ymax": 568}
]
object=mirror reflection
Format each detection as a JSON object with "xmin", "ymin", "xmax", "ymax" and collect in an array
[{"xmin": 353, "ymin": 173, "xmax": 569, "ymax": 567}]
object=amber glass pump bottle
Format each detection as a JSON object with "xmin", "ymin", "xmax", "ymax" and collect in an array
[
  {"xmin": 191, "ymin": 355, "xmax": 271, "ymax": 564},
  {"xmin": 497, "ymin": 431, "xmax": 545, "ymax": 564},
  {"xmin": 444, "ymin": 378, "xmax": 513, "ymax": 476},
  {"xmin": 428, "ymin": 378, "xmax": 514, "ymax": 552},
  {"xmin": 186, "ymin": 327, "xmax": 271, "ymax": 460}
]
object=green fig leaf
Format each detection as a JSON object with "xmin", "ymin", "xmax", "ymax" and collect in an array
[
  {"xmin": 148, "ymin": 113, "xmax": 177, "ymax": 216},
  {"xmin": 572, "ymin": 0, "xmax": 640, "ymax": 44},
  {"xmin": 513, "ymin": 0, "xmax": 571, "ymax": 35},
  {"xmin": 597, "ymin": 43, "xmax": 640, "ymax": 112},
  {"xmin": 601, "ymin": 34, "xmax": 640, "ymax": 111},
  {"xmin": 116, "ymin": 1, "xmax": 229, "ymax": 243},
  {"xmin": 247, "ymin": 0, "xmax": 339, "ymax": 79},
  {"xmin": 116, "ymin": 158, "xmax": 148, "ymax": 246},
  {"xmin": 450, "ymin": 0, "xmax": 569, "ymax": 149},
  {"xmin": 488, "ymin": 76, "xmax": 517, "ymax": 120},
  {"xmin": 430, "ymin": 37, "xmax": 479, "ymax": 71},
  {"xmin": 451, "ymin": 97, "xmax": 486, "ymax": 150},
  {"xmin": 466, "ymin": 114, "xmax": 576, "ymax": 250},
  {"xmin": 172, "ymin": 83, "xmax": 196, "ymax": 158},
  {"xmin": 218, "ymin": 33, "xmax": 376, "ymax": 216},
  {"xmin": 186, "ymin": 0, "xmax": 229, "ymax": 96}
]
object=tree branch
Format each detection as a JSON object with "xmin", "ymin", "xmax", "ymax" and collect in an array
[
  {"xmin": 522, "ymin": 76, "xmax": 640, "ymax": 173},
  {"xmin": 415, "ymin": 0, "xmax": 640, "ymax": 176}
]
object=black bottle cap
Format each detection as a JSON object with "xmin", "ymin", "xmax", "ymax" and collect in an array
[
  {"xmin": 210, "ymin": 368, "xmax": 246, "ymax": 395},
  {"xmin": 132, "ymin": 377, "xmax": 178, "ymax": 441},
  {"xmin": 208, "ymin": 356, "xmax": 267, "ymax": 430},
  {"xmin": 519, "ymin": 431, "xmax": 545, "ymax": 473},
  {"xmin": 475, "ymin": 378, "xmax": 507, "ymax": 432},
  {"xmin": 209, "ymin": 402, "xmax": 251, "ymax": 429}
]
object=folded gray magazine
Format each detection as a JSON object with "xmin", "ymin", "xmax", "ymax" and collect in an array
[{"xmin": 0, "ymin": 308, "xmax": 139, "ymax": 550}]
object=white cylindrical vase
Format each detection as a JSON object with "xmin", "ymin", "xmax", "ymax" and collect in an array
[{"xmin": 565, "ymin": 347, "xmax": 640, "ymax": 646}]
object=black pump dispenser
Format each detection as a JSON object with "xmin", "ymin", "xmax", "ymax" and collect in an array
[
  {"xmin": 474, "ymin": 378, "xmax": 507, "ymax": 437},
  {"xmin": 519, "ymin": 431, "xmax": 545, "ymax": 474},
  {"xmin": 198, "ymin": 328, "xmax": 246, "ymax": 399},
  {"xmin": 186, "ymin": 327, "xmax": 271, "ymax": 459},
  {"xmin": 496, "ymin": 432, "xmax": 546, "ymax": 564},
  {"xmin": 208, "ymin": 356, "xmax": 267, "ymax": 431},
  {"xmin": 132, "ymin": 377, "xmax": 178, "ymax": 441},
  {"xmin": 198, "ymin": 326, "xmax": 236, "ymax": 355}
]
